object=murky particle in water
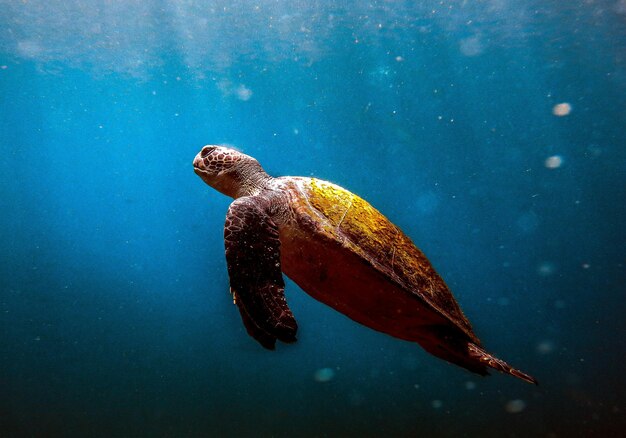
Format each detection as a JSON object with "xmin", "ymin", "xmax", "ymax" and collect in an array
[
  {"xmin": 552, "ymin": 102, "xmax": 572, "ymax": 116},
  {"xmin": 395, "ymin": 56, "xmax": 404, "ymax": 62},
  {"xmin": 587, "ymin": 144, "xmax": 602, "ymax": 157},
  {"xmin": 34, "ymin": 336, "xmax": 41, "ymax": 341},
  {"xmin": 505, "ymin": 399, "xmax": 526, "ymax": 413},
  {"xmin": 497, "ymin": 297, "xmax": 510, "ymax": 306},
  {"xmin": 545, "ymin": 155, "xmax": 563, "ymax": 169},
  {"xmin": 235, "ymin": 85, "xmax": 253, "ymax": 101},
  {"xmin": 554, "ymin": 299, "xmax": 566, "ymax": 309},
  {"xmin": 537, "ymin": 262, "xmax": 556, "ymax": 276},
  {"xmin": 566, "ymin": 372, "xmax": 581, "ymax": 385},
  {"xmin": 401, "ymin": 355, "xmax": 419, "ymax": 371},
  {"xmin": 414, "ymin": 384, "xmax": 420, "ymax": 389},
  {"xmin": 537, "ymin": 340, "xmax": 555, "ymax": 354},
  {"xmin": 459, "ymin": 35, "xmax": 484, "ymax": 57},
  {"xmin": 416, "ymin": 191, "xmax": 440, "ymax": 215},
  {"xmin": 465, "ymin": 381, "xmax": 476, "ymax": 390},
  {"xmin": 431, "ymin": 400, "xmax": 443, "ymax": 409},
  {"xmin": 16, "ymin": 40, "xmax": 43, "ymax": 59},
  {"xmin": 516, "ymin": 211, "xmax": 539, "ymax": 233},
  {"xmin": 349, "ymin": 390, "xmax": 365, "ymax": 406},
  {"xmin": 293, "ymin": 128, "xmax": 299, "ymax": 135},
  {"xmin": 581, "ymin": 263, "xmax": 590, "ymax": 269},
  {"xmin": 0, "ymin": 65, "xmax": 7, "ymax": 70},
  {"xmin": 314, "ymin": 367, "xmax": 335, "ymax": 382}
]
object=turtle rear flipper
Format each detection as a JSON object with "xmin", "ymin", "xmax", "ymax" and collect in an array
[
  {"xmin": 224, "ymin": 197, "xmax": 298, "ymax": 348},
  {"xmin": 467, "ymin": 343, "xmax": 538, "ymax": 385},
  {"xmin": 419, "ymin": 326, "xmax": 537, "ymax": 385}
]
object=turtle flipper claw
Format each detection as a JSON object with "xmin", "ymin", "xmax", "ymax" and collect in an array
[{"xmin": 235, "ymin": 298, "xmax": 277, "ymax": 350}]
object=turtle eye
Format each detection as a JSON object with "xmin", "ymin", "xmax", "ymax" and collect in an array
[{"xmin": 201, "ymin": 145, "xmax": 217, "ymax": 158}]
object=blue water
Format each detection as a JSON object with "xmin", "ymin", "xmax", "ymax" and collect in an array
[{"xmin": 1, "ymin": 1, "xmax": 625, "ymax": 437}]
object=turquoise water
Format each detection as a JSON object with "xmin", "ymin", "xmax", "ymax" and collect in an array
[{"xmin": 1, "ymin": 1, "xmax": 625, "ymax": 436}]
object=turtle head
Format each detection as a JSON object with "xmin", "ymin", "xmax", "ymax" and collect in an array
[{"xmin": 193, "ymin": 145, "xmax": 270, "ymax": 198}]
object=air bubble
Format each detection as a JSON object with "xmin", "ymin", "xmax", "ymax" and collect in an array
[
  {"xmin": 459, "ymin": 35, "xmax": 484, "ymax": 57},
  {"xmin": 545, "ymin": 155, "xmax": 563, "ymax": 169},
  {"xmin": 537, "ymin": 262, "xmax": 556, "ymax": 276},
  {"xmin": 431, "ymin": 400, "xmax": 443, "ymax": 409},
  {"xmin": 235, "ymin": 85, "xmax": 252, "ymax": 101},
  {"xmin": 314, "ymin": 367, "xmax": 335, "ymax": 382},
  {"xmin": 536, "ymin": 340, "xmax": 555, "ymax": 354},
  {"xmin": 505, "ymin": 399, "xmax": 526, "ymax": 413},
  {"xmin": 552, "ymin": 103, "xmax": 572, "ymax": 116}
]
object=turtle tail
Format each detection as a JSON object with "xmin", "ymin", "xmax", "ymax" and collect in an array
[{"xmin": 467, "ymin": 342, "xmax": 538, "ymax": 385}]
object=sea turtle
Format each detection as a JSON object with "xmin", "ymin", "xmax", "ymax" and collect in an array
[{"xmin": 193, "ymin": 145, "xmax": 537, "ymax": 384}]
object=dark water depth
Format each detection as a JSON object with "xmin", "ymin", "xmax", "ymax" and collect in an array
[{"xmin": 1, "ymin": 1, "xmax": 625, "ymax": 437}]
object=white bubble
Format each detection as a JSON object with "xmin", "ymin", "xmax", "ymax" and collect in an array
[
  {"xmin": 235, "ymin": 84, "xmax": 253, "ymax": 101},
  {"xmin": 431, "ymin": 399, "xmax": 443, "ymax": 409},
  {"xmin": 545, "ymin": 155, "xmax": 563, "ymax": 169},
  {"xmin": 314, "ymin": 367, "xmax": 335, "ymax": 382},
  {"xmin": 552, "ymin": 103, "xmax": 572, "ymax": 116},
  {"xmin": 505, "ymin": 399, "xmax": 526, "ymax": 413}
]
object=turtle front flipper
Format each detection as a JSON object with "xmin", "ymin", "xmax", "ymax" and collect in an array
[{"xmin": 224, "ymin": 197, "xmax": 298, "ymax": 349}]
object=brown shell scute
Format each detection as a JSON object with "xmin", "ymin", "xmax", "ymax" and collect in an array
[{"xmin": 305, "ymin": 178, "xmax": 478, "ymax": 343}]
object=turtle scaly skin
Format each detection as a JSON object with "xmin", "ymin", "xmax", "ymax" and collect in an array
[{"xmin": 193, "ymin": 145, "xmax": 538, "ymax": 385}]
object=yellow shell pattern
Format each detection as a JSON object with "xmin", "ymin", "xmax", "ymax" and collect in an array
[{"xmin": 304, "ymin": 178, "xmax": 476, "ymax": 342}]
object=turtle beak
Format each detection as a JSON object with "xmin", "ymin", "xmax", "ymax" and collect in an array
[{"xmin": 192, "ymin": 152, "xmax": 204, "ymax": 171}]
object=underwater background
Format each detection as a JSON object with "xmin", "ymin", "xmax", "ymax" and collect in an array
[{"xmin": 1, "ymin": 1, "xmax": 625, "ymax": 437}]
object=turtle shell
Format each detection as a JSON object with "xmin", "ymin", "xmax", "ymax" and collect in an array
[{"xmin": 278, "ymin": 177, "xmax": 479, "ymax": 345}]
